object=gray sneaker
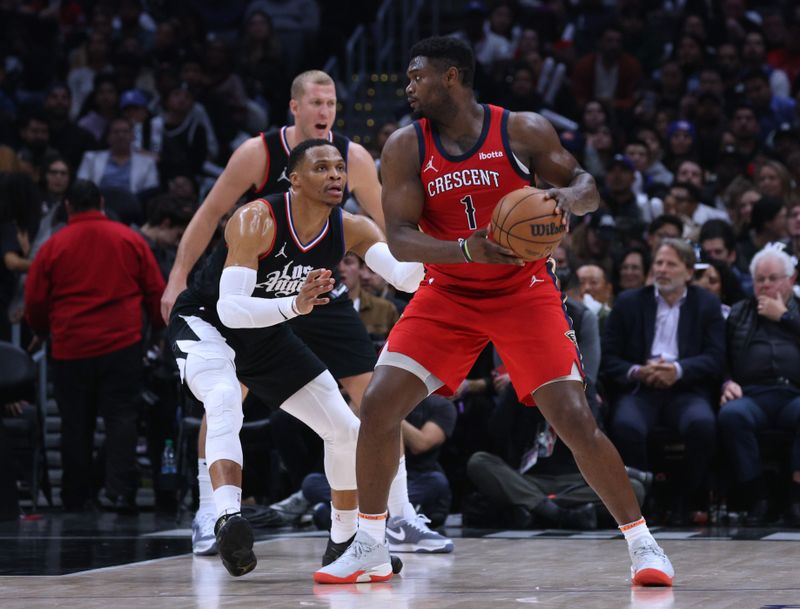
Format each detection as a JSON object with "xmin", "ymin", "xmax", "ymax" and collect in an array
[
  {"xmin": 385, "ymin": 513, "xmax": 454, "ymax": 553},
  {"xmin": 313, "ymin": 529, "xmax": 394, "ymax": 584},
  {"xmin": 191, "ymin": 510, "xmax": 218, "ymax": 556},
  {"xmin": 629, "ymin": 537, "xmax": 674, "ymax": 586},
  {"xmin": 270, "ymin": 490, "xmax": 311, "ymax": 525}
]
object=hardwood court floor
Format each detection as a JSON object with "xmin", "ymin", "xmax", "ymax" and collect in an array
[{"xmin": 2, "ymin": 533, "xmax": 799, "ymax": 609}]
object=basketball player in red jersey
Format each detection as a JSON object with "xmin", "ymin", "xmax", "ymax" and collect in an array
[{"xmin": 316, "ymin": 36, "xmax": 674, "ymax": 586}]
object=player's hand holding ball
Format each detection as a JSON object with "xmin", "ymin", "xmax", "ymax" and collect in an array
[
  {"xmin": 295, "ymin": 269, "xmax": 335, "ymax": 314},
  {"xmin": 490, "ymin": 187, "xmax": 567, "ymax": 261},
  {"xmin": 465, "ymin": 227, "xmax": 524, "ymax": 265}
]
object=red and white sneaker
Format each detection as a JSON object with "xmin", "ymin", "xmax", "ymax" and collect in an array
[
  {"xmin": 313, "ymin": 529, "xmax": 394, "ymax": 584},
  {"xmin": 629, "ymin": 538, "xmax": 674, "ymax": 586}
]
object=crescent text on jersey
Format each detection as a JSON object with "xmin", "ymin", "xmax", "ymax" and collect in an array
[{"xmin": 426, "ymin": 168, "xmax": 501, "ymax": 198}]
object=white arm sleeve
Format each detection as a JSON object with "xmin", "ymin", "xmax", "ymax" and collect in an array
[
  {"xmin": 363, "ymin": 242, "xmax": 425, "ymax": 293},
  {"xmin": 216, "ymin": 266, "xmax": 299, "ymax": 328}
]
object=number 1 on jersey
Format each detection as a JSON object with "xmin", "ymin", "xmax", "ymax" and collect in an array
[{"xmin": 460, "ymin": 195, "xmax": 477, "ymax": 230}]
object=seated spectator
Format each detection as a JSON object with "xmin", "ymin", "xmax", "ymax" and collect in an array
[
  {"xmin": 692, "ymin": 258, "xmax": 746, "ymax": 318},
  {"xmin": 43, "ymin": 83, "xmax": 97, "ymax": 172},
  {"xmin": 338, "ymin": 252, "xmax": 398, "ymax": 344},
  {"xmin": 572, "ymin": 23, "xmax": 642, "ymax": 112},
  {"xmin": 149, "ymin": 84, "xmax": 208, "ymax": 181},
  {"xmin": 603, "ymin": 154, "xmax": 662, "ymax": 225},
  {"xmin": 576, "ymin": 263, "xmax": 613, "ymax": 332},
  {"xmin": 699, "ymin": 219, "xmax": 753, "ymax": 295},
  {"xmin": 303, "ymin": 395, "xmax": 456, "ymax": 529},
  {"xmin": 645, "ymin": 214, "xmax": 683, "ymax": 259},
  {"xmin": 77, "ymin": 74, "xmax": 120, "ymax": 145},
  {"xmin": 24, "ymin": 180, "xmax": 164, "ymax": 512},
  {"xmin": 78, "ymin": 116, "xmax": 159, "ymax": 197},
  {"xmin": 787, "ymin": 200, "xmax": 800, "ymax": 264},
  {"xmin": 15, "ymin": 111, "xmax": 58, "ymax": 184},
  {"xmin": 133, "ymin": 195, "xmax": 193, "ymax": 280},
  {"xmin": 663, "ymin": 121, "xmax": 696, "ymax": 173},
  {"xmin": 635, "ymin": 125, "xmax": 673, "ymax": 188},
  {"xmin": 603, "ymin": 238, "xmax": 725, "ymax": 524},
  {"xmin": 742, "ymin": 70, "xmax": 795, "ymax": 139},
  {"xmin": 613, "ymin": 246, "xmax": 650, "ymax": 294},
  {"xmin": 753, "ymin": 159, "xmax": 794, "ymax": 201},
  {"xmin": 737, "ymin": 196, "xmax": 789, "ymax": 273},
  {"xmin": 569, "ymin": 209, "xmax": 618, "ymax": 275},
  {"xmin": 120, "ymin": 89, "xmax": 152, "ymax": 152},
  {"xmin": 718, "ymin": 243, "xmax": 800, "ymax": 526},
  {"xmin": 665, "ymin": 181, "xmax": 729, "ymax": 241}
]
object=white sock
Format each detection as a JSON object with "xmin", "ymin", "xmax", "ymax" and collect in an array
[
  {"xmin": 387, "ymin": 456, "xmax": 416, "ymax": 520},
  {"xmin": 619, "ymin": 517, "xmax": 653, "ymax": 547},
  {"xmin": 197, "ymin": 459, "xmax": 215, "ymax": 514},
  {"xmin": 213, "ymin": 484, "xmax": 242, "ymax": 520},
  {"xmin": 358, "ymin": 511, "xmax": 387, "ymax": 544},
  {"xmin": 330, "ymin": 505, "xmax": 358, "ymax": 543}
]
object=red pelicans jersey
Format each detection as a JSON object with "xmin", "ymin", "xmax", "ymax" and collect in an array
[{"xmin": 414, "ymin": 104, "xmax": 540, "ymax": 294}]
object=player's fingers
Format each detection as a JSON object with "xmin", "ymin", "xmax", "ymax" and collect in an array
[
  {"xmin": 486, "ymin": 241, "xmax": 519, "ymax": 257},
  {"xmin": 472, "ymin": 227, "xmax": 489, "ymax": 239}
]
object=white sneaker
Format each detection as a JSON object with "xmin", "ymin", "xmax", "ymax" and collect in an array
[
  {"xmin": 385, "ymin": 513, "xmax": 454, "ymax": 553},
  {"xmin": 629, "ymin": 537, "xmax": 674, "ymax": 586},
  {"xmin": 313, "ymin": 529, "xmax": 394, "ymax": 584},
  {"xmin": 270, "ymin": 490, "xmax": 311, "ymax": 525},
  {"xmin": 192, "ymin": 510, "xmax": 218, "ymax": 555}
]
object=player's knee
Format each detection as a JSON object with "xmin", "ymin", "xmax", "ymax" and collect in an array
[
  {"xmin": 328, "ymin": 413, "xmax": 359, "ymax": 452},
  {"xmin": 361, "ymin": 386, "xmax": 406, "ymax": 429}
]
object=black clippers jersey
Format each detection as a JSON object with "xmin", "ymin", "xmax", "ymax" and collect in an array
[
  {"xmin": 254, "ymin": 126, "xmax": 351, "ymax": 200},
  {"xmin": 186, "ymin": 192, "xmax": 346, "ymax": 338}
]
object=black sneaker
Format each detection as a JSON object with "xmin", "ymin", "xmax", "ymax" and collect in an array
[
  {"xmin": 215, "ymin": 513, "xmax": 257, "ymax": 577},
  {"xmin": 322, "ymin": 534, "xmax": 403, "ymax": 574}
]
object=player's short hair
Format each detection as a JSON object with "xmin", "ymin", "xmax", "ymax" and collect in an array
[
  {"xmin": 410, "ymin": 36, "xmax": 475, "ymax": 87},
  {"xmin": 291, "ymin": 70, "xmax": 335, "ymax": 101},
  {"xmin": 286, "ymin": 139, "xmax": 340, "ymax": 174},
  {"xmin": 66, "ymin": 179, "xmax": 102, "ymax": 212},
  {"xmin": 658, "ymin": 237, "xmax": 696, "ymax": 270}
]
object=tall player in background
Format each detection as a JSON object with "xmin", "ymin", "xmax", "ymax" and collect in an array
[
  {"xmin": 162, "ymin": 70, "xmax": 452, "ymax": 556},
  {"xmin": 316, "ymin": 37, "xmax": 674, "ymax": 586}
]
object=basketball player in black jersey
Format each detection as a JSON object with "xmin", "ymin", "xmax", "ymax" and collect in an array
[
  {"xmin": 168, "ymin": 140, "xmax": 422, "ymax": 577},
  {"xmin": 164, "ymin": 70, "xmax": 455, "ymax": 556}
]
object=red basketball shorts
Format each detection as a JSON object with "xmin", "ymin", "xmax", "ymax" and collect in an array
[{"xmin": 383, "ymin": 272, "xmax": 584, "ymax": 405}]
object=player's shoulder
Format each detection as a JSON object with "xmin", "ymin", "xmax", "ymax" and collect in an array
[
  {"xmin": 382, "ymin": 124, "xmax": 421, "ymax": 161},
  {"xmin": 506, "ymin": 110, "xmax": 552, "ymax": 134},
  {"xmin": 233, "ymin": 199, "xmax": 276, "ymax": 227}
]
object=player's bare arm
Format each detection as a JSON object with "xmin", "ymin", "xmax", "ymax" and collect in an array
[
  {"xmin": 216, "ymin": 202, "xmax": 333, "ymax": 328},
  {"xmin": 161, "ymin": 136, "xmax": 268, "ymax": 322},
  {"xmin": 509, "ymin": 112, "xmax": 601, "ymax": 217},
  {"xmin": 342, "ymin": 211, "xmax": 424, "ymax": 293},
  {"xmin": 381, "ymin": 127, "xmax": 522, "ymax": 265},
  {"xmin": 346, "ymin": 142, "xmax": 386, "ymax": 231}
]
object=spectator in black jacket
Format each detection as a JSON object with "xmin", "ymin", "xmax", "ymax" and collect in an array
[{"xmin": 718, "ymin": 243, "xmax": 800, "ymax": 526}]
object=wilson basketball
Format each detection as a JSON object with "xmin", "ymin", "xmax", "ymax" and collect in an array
[{"xmin": 490, "ymin": 187, "xmax": 566, "ymax": 261}]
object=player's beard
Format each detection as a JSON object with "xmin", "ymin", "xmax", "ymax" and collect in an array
[{"xmin": 410, "ymin": 108, "xmax": 425, "ymax": 120}]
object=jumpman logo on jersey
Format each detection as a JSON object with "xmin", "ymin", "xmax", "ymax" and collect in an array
[
  {"xmin": 530, "ymin": 274, "xmax": 543, "ymax": 287},
  {"xmin": 278, "ymin": 167, "xmax": 290, "ymax": 182},
  {"xmin": 423, "ymin": 156, "xmax": 438, "ymax": 173},
  {"xmin": 275, "ymin": 242, "xmax": 288, "ymax": 258}
]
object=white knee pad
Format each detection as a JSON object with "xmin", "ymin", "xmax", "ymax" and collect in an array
[
  {"xmin": 280, "ymin": 371, "xmax": 359, "ymax": 490},
  {"xmin": 184, "ymin": 355, "xmax": 244, "ymax": 468}
]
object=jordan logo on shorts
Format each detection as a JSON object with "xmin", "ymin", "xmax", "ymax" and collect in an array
[
  {"xmin": 529, "ymin": 275, "xmax": 543, "ymax": 287},
  {"xmin": 423, "ymin": 156, "xmax": 438, "ymax": 173},
  {"xmin": 275, "ymin": 242, "xmax": 288, "ymax": 258}
]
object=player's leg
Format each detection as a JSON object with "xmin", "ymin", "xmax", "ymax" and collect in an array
[
  {"xmin": 193, "ymin": 384, "xmax": 248, "ymax": 556},
  {"xmin": 314, "ymin": 364, "xmax": 429, "ymax": 583},
  {"xmin": 170, "ymin": 312, "xmax": 255, "ymax": 577},
  {"xmin": 534, "ymin": 380, "xmax": 673, "ymax": 586}
]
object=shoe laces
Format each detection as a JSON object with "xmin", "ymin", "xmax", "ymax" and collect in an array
[
  {"xmin": 633, "ymin": 541, "xmax": 666, "ymax": 561},
  {"xmin": 345, "ymin": 538, "xmax": 373, "ymax": 560},
  {"xmin": 408, "ymin": 513, "xmax": 433, "ymax": 533}
]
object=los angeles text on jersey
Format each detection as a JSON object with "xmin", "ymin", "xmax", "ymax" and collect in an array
[
  {"xmin": 254, "ymin": 261, "xmax": 314, "ymax": 297},
  {"xmin": 426, "ymin": 168, "xmax": 501, "ymax": 198}
]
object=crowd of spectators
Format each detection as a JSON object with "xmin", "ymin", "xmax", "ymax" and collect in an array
[{"xmin": 1, "ymin": 0, "xmax": 799, "ymax": 528}]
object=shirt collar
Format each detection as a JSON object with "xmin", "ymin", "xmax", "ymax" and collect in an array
[
  {"xmin": 67, "ymin": 210, "xmax": 107, "ymax": 225},
  {"xmin": 655, "ymin": 286, "xmax": 687, "ymax": 307}
]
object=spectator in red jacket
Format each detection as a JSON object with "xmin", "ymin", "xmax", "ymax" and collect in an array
[
  {"xmin": 572, "ymin": 23, "xmax": 642, "ymax": 112},
  {"xmin": 25, "ymin": 179, "xmax": 165, "ymax": 513}
]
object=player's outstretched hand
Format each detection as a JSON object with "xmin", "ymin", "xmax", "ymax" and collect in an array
[
  {"xmin": 467, "ymin": 228, "xmax": 525, "ymax": 265},
  {"xmin": 295, "ymin": 269, "xmax": 335, "ymax": 314}
]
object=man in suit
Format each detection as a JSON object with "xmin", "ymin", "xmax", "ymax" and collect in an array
[{"xmin": 603, "ymin": 238, "xmax": 725, "ymax": 524}]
